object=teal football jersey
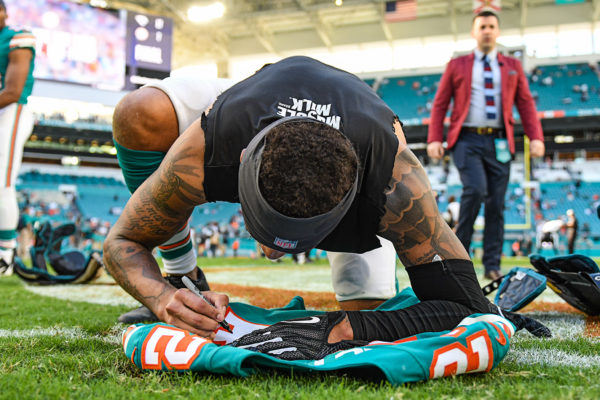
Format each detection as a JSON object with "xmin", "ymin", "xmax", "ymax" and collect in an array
[
  {"xmin": 122, "ymin": 289, "xmax": 515, "ymax": 385},
  {"xmin": 0, "ymin": 26, "xmax": 35, "ymax": 104}
]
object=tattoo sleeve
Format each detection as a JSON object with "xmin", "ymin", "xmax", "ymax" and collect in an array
[
  {"xmin": 103, "ymin": 127, "xmax": 207, "ymax": 314},
  {"xmin": 378, "ymin": 147, "xmax": 469, "ymax": 266}
]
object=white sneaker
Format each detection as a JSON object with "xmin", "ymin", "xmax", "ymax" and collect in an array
[
  {"xmin": 1, "ymin": 262, "xmax": 14, "ymax": 276},
  {"xmin": 0, "ymin": 248, "xmax": 15, "ymax": 276}
]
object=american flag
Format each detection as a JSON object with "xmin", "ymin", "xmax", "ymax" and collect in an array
[
  {"xmin": 384, "ymin": 1, "xmax": 417, "ymax": 23},
  {"xmin": 473, "ymin": 0, "xmax": 501, "ymax": 13}
]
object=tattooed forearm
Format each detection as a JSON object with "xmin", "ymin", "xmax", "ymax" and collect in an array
[
  {"xmin": 102, "ymin": 159, "xmax": 196, "ymax": 313},
  {"xmin": 154, "ymin": 145, "xmax": 208, "ymax": 213},
  {"xmin": 118, "ymin": 139, "xmax": 207, "ymax": 248},
  {"xmin": 379, "ymin": 148, "xmax": 469, "ymax": 266},
  {"xmin": 102, "ymin": 129, "xmax": 208, "ymax": 316},
  {"xmin": 103, "ymin": 237, "xmax": 172, "ymax": 312}
]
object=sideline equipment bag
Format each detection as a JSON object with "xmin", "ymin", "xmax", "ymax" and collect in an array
[
  {"xmin": 494, "ymin": 267, "xmax": 547, "ymax": 312},
  {"xmin": 529, "ymin": 254, "xmax": 600, "ymax": 315},
  {"xmin": 13, "ymin": 221, "xmax": 103, "ymax": 285},
  {"xmin": 481, "ymin": 267, "xmax": 547, "ymax": 312}
]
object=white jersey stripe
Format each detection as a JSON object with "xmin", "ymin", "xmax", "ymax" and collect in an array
[{"xmin": 9, "ymin": 38, "xmax": 36, "ymax": 48}]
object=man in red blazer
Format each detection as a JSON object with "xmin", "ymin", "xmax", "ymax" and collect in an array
[{"xmin": 427, "ymin": 10, "xmax": 545, "ymax": 280}]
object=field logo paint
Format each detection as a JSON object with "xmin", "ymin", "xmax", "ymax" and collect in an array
[
  {"xmin": 429, "ymin": 330, "xmax": 494, "ymax": 379},
  {"xmin": 141, "ymin": 326, "xmax": 209, "ymax": 370}
]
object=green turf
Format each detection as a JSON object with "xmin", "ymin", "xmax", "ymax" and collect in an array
[{"xmin": 1, "ymin": 257, "xmax": 600, "ymax": 399}]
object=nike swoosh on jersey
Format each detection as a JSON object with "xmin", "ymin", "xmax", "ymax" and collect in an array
[
  {"xmin": 268, "ymin": 347, "xmax": 298, "ymax": 355},
  {"xmin": 282, "ymin": 316, "xmax": 320, "ymax": 324}
]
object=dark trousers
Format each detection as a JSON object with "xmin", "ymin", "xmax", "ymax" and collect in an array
[
  {"xmin": 567, "ymin": 231, "xmax": 577, "ymax": 254},
  {"xmin": 451, "ymin": 131, "xmax": 511, "ymax": 272}
]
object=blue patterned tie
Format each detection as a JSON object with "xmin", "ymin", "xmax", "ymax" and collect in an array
[{"xmin": 483, "ymin": 55, "xmax": 496, "ymax": 120}]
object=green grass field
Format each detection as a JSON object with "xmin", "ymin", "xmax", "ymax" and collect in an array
[{"xmin": 1, "ymin": 257, "xmax": 599, "ymax": 399}]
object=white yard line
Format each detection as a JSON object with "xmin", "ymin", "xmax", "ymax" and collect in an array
[
  {"xmin": 19, "ymin": 264, "xmax": 571, "ymax": 304},
  {"xmin": 507, "ymin": 312, "xmax": 600, "ymax": 368},
  {"xmin": 0, "ymin": 326, "xmax": 122, "ymax": 344},
  {"xmin": 24, "ymin": 284, "xmax": 141, "ymax": 307},
  {"xmin": 521, "ymin": 311, "xmax": 589, "ymax": 339},
  {"xmin": 205, "ymin": 267, "xmax": 335, "ymax": 292},
  {"xmin": 24, "ymin": 284, "xmax": 248, "ymax": 306},
  {"xmin": 507, "ymin": 348, "xmax": 600, "ymax": 368},
  {"xmin": 21, "ymin": 269, "xmax": 571, "ymax": 310}
]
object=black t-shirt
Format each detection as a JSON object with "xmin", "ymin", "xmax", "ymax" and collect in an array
[{"xmin": 201, "ymin": 56, "xmax": 398, "ymax": 253}]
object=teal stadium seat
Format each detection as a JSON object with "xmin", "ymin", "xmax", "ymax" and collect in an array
[
  {"xmin": 367, "ymin": 62, "xmax": 600, "ymax": 123},
  {"xmin": 529, "ymin": 63, "xmax": 600, "ymax": 113},
  {"xmin": 377, "ymin": 74, "xmax": 441, "ymax": 123}
]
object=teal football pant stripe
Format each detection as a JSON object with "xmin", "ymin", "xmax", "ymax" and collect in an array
[{"xmin": 114, "ymin": 141, "xmax": 165, "ymax": 194}]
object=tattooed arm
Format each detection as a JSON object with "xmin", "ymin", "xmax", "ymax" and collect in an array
[
  {"xmin": 103, "ymin": 122, "xmax": 228, "ymax": 336},
  {"xmin": 378, "ymin": 120, "xmax": 469, "ymax": 266}
]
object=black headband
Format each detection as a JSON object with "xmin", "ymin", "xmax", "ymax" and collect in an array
[{"xmin": 239, "ymin": 116, "xmax": 358, "ymax": 254}]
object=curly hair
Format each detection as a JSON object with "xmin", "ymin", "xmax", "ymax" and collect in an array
[{"xmin": 259, "ymin": 121, "xmax": 358, "ymax": 218}]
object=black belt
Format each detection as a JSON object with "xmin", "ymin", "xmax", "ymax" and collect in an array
[{"xmin": 461, "ymin": 126, "xmax": 504, "ymax": 136}]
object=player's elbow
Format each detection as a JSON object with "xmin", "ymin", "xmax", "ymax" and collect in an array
[
  {"xmin": 2, "ymin": 88, "xmax": 21, "ymax": 104},
  {"xmin": 102, "ymin": 229, "xmax": 131, "ymax": 277},
  {"xmin": 112, "ymin": 87, "xmax": 176, "ymax": 150},
  {"xmin": 102, "ymin": 232, "xmax": 117, "ymax": 273},
  {"xmin": 112, "ymin": 91, "xmax": 143, "ymax": 145},
  {"xmin": 102, "ymin": 231, "xmax": 114, "ymax": 254}
]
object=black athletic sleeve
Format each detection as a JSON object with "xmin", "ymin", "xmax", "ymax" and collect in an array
[{"xmin": 346, "ymin": 300, "xmax": 475, "ymax": 342}]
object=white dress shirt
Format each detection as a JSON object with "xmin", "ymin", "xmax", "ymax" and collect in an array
[{"xmin": 463, "ymin": 48, "xmax": 503, "ymax": 128}]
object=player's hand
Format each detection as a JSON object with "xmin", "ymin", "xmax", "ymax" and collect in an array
[
  {"xmin": 529, "ymin": 139, "xmax": 545, "ymax": 158},
  {"xmin": 161, "ymin": 289, "xmax": 229, "ymax": 338},
  {"xmin": 230, "ymin": 311, "xmax": 368, "ymax": 360},
  {"xmin": 427, "ymin": 141, "xmax": 445, "ymax": 160},
  {"xmin": 502, "ymin": 310, "xmax": 552, "ymax": 338}
]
